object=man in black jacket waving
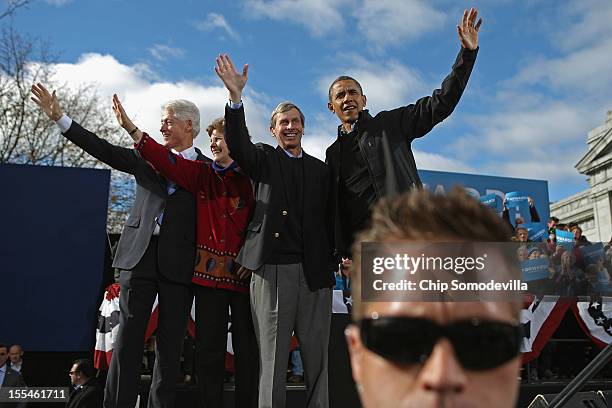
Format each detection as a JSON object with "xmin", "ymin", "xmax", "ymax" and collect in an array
[{"xmin": 326, "ymin": 8, "xmax": 483, "ymax": 259}]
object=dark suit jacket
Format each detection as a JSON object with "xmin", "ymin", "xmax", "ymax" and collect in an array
[
  {"xmin": 1, "ymin": 365, "xmax": 25, "ymax": 387},
  {"xmin": 224, "ymin": 105, "xmax": 335, "ymax": 290},
  {"xmin": 0, "ymin": 366, "xmax": 26, "ymax": 408},
  {"xmin": 65, "ymin": 379, "xmax": 103, "ymax": 408},
  {"xmin": 62, "ymin": 122, "xmax": 210, "ymax": 284},
  {"xmin": 6, "ymin": 362, "xmax": 27, "ymax": 386}
]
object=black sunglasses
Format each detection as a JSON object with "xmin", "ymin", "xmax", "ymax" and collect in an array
[{"xmin": 359, "ymin": 316, "xmax": 522, "ymax": 371}]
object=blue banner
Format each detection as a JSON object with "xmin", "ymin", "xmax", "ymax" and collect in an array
[
  {"xmin": 521, "ymin": 258, "xmax": 551, "ymax": 282},
  {"xmin": 419, "ymin": 170, "xmax": 549, "ymax": 225},
  {"xmin": 480, "ymin": 193, "xmax": 503, "ymax": 213},
  {"xmin": 556, "ymin": 229, "xmax": 575, "ymax": 250},
  {"xmin": 505, "ymin": 191, "xmax": 530, "ymax": 227},
  {"xmin": 523, "ymin": 222, "xmax": 548, "ymax": 242}
]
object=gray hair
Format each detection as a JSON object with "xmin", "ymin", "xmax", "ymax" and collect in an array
[
  {"xmin": 162, "ymin": 99, "xmax": 200, "ymax": 138},
  {"xmin": 269, "ymin": 101, "xmax": 305, "ymax": 129}
]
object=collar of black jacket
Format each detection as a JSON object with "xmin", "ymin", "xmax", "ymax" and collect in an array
[{"xmin": 337, "ymin": 109, "xmax": 373, "ymax": 136}]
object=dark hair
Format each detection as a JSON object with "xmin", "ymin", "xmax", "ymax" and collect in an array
[
  {"xmin": 72, "ymin": 359, "xmax": 95, "ymax": 378},
  {"xmin": 328, "ymin": 75, "xmax": 363, "ymax": 101},
  {"xmin": 206, "ymin": 117, "xmax": 224, "ymax": 137},
  {"xmin": 549, "ymin": 216, "xmax": 559, "ymax": 223},
  {"xmin": 0, "ymin": 343, "xmax": 7, "ymax": 352}
]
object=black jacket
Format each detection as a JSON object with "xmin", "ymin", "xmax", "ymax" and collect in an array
[
  {"xmin": 326, "ymin": 48, "xmax": 478, "ymax": 256},
  {"xmin": 65, "ymin": 379, "xmax": 103, "ymax": 408},
  {"xmin": 63, "ymin": 122, "xmax": 210, "ymax": 284},
  {"xmin": 224, "ymin": 105, "xmax": 335, "ymax": 290}
]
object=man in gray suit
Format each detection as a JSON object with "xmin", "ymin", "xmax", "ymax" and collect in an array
[
  {"xmin": 216, "ymin": 55, "xmax": 335, "ymax": 408},
  {"xmin": 31, "ymin": 84, "xmax": 209, "ymax": 408}
]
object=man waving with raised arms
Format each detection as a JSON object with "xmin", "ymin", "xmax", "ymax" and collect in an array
[{"xmin": 215, "ymin": 54, "xmax": 335, "ymax": 408}]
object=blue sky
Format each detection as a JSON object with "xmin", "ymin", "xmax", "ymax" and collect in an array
[{"xmin": 8, "ymin": 0, "xmax": 612, "ymax": 202}]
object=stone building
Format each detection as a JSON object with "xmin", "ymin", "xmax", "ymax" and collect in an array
[{"xmin": 550, "ymin": 111, "xmax": 612, "ymax": 242}]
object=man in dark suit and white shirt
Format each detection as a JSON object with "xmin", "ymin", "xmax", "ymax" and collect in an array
[
  {"xmin": 7, "ymin": 345, "xmax": 26, "ymax": 385},
  {"xmin": 31, "ymin": 83, "xmax": 210, "ymax": 408},
  {"xmin": 0, "ymin": 343, "xmax": 26, "ymax": 408},
  {"xmin": 215, "ymin": 54, "xmax": 335, "ymax": 408}
]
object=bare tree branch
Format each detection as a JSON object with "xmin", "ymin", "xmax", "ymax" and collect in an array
[
  {"xmin": 0, "ymin": 0, "xmax": 30, "ymax": 21},
  {"xmin": 0, "ymin": 25, "xmax": 134, "ymax": 232}
]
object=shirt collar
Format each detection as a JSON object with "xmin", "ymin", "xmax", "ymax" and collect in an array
[
  {"xmin": 282, "ymin": 148, "xmax": 303, "ymax": 159},
  {"xmin": 0, "ymin": 364, "xmax": 6, "ymax": 373},
  {"xmin": 339, "ymin": 120, "xmax": 358, "ymax": 135},
  {"xmin": 172, "ymin": 145, "xmax": 197, "ymax": 160}
]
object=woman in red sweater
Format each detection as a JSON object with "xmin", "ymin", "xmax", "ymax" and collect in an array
[{"xmin": 113, "ymin": 95, "xmax": 257, "ymax": 408}]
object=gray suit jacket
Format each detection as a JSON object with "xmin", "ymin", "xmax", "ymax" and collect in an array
[{"xmin": 62, "ymin": 122, "xmax": 210, "ymax": 284}]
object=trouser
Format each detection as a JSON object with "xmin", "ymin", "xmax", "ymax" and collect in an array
[
  {"xmin": 194, "ymin": 285, "xmax": 258, "ymax": 408},
  {"xmin": 104, "ymin": 237, "xmax": 192, "ymax": 408},
  {"xmin": 250, "ymin": 263, "xmax": 332, "ymax": 408}
]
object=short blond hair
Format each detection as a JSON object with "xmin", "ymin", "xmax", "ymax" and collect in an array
[{"xmin": 350, "ymin": 187, "xmax": 515, "ymax": 319}]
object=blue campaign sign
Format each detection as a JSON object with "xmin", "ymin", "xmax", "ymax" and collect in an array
[
  {"xmin": 480, "ymin": 193, "xmax": 503, "ymax": 213},
  {"xmin": 505, "ymin": 191, "xmax": 530, "ymax": 226},
  {"xmin": 521, "ymin": 258, "xmax": 551, "ymax": 282},
  {"xmin": 556, "ymin": 229, "xmax": 575, "ymax": 250},
  {"xmin": 523, "ymin": 222, "xmax": 548, "ymax": 242},
  {"xmin": 419, "ymin": 170, "xmax": 549, "ymax": 222},
  {"xmin": 581, "ymin": 243, "xmax": 605, "ymax": 265}
]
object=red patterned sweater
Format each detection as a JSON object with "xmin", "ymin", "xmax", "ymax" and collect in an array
[{"xmin": 136, "ymin": 134, "xmax": 254, "ymax": 293}]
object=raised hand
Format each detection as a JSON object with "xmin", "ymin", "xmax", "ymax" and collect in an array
[
  {"xmin": 30, "ymin": 83, "xmax": 63, "ymax": 121},
  {"xmin": 215, "ymin": 54, "xmax": 248, "ymax": 103},
  {"xmin": 457, "ymin": 8, "xmax": 482, "ymax": 50},
  {"xmin": 112, "ymin": 94, "xmax": 135, "ymax": 130},
  {"xmin": 112, "ymin": 94, "xmax": 142, "ymax": 142}
]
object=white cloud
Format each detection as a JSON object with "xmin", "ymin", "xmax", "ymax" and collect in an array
[
  {"xmin": 552, "ymin": 0, "xmax": 612, "ymax": 51},
  {"xmin": 195, "ymin": 13, "xmax": 241, "ymax": 41},
  {"xmin": 510, "ymin": 37, "xmax": 612, "ymax": 96},
  {"xmin": 45, "ymin": 0, "xmax": 72, "ymax": 6},
  {"xmin": 413, "ymin": 150, "xmax": 476, "ymax": 173},
  {"xmin": 243, "ymin": 0, "xmax": 348, "ymax": 37},
  {"xmin": 355, "ymin": 0, "xmax": 446, "ymax": 48},
  {"xmin": 148, "ymin": 44, "xmax": 185, "ymax": 61},
  {"xmin": 243, "ymin": 0, "xmax": 445, "ymax": 47},
  {"xmin": 49, "ymin": 53, "xmax": 271, "ymax": 154}
]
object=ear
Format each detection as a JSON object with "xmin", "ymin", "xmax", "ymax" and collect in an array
[
  {"xmin": 362, "ymin": 94, "xmax": 367, "ymax": 108},
  {"xmin": 345, "ymin": 324, "xmax": 364, "ymax": 384},
  {"xmin": 185, "ymin": 119, "xmax": 193, "ymax": 134},
  {"xmin": 327, "ymin": 101, "xmax": 335, "ymax": 112},
  {"xmin": 270, "ymin": 126, "xmax": 276, "ymax": 139}
]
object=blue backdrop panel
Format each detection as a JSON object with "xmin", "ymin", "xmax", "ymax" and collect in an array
[
  {"xmin": 419, "ymin": 170, "xmax": 550, "ymax": 222},
  {"xmin": 0, "ymin": 164, "xmax": 110, "ymax": 351}
]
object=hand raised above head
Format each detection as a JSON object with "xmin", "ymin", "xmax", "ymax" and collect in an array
[
  {"xmin": 30, "ymin": 82, "xmax": 63, "ymax": 121},
  {"xmin": 215, "ymin": 53, "xmax": 248, "ymax": 103},
  {"xmin": 112, "ymin": 94, "xmax": 141, "ymax": 142},
  {"xmin": 112, "ymin": 94, "xmax": 135, "ymax": 130},
  {"xmin": 457, "ymin": 7, "xmax": 482, "ymax": 51}
]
